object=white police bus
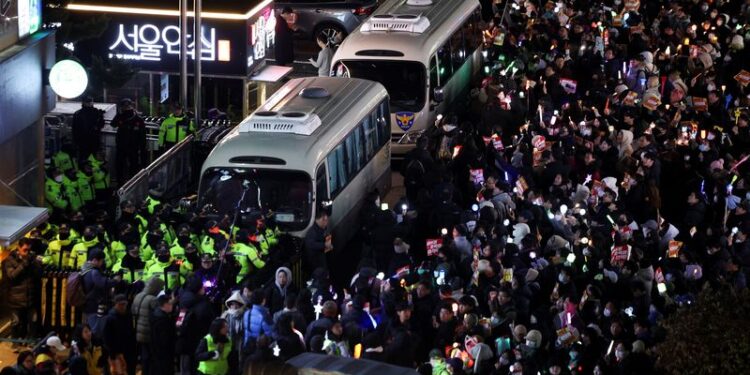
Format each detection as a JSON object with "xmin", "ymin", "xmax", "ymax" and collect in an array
[
  {"xmin": 330, "ymin": 0, "xmax": 483, "ymax": 155},
  {"xmin": 198, "ymin": 77, "xmax": 391, "ymax": 247}
]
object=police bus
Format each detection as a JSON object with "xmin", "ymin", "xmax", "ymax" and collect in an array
[
  {"xmin": 330, "ymin": 0, "xmax": 483, "ymax": 155},
  {"xmin": 198, "ymin": 77, "xmax": 391, "ymax": 248}
]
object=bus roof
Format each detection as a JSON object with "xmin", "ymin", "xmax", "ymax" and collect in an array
[
  {"xmin": 202, "ymin": 77, "xmax": 388, "ymax": 173},
  {"xmin": 335, "ymin": 0, "xmax": 480, "ymax": 63}
]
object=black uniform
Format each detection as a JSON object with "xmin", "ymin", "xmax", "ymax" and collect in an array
[
  {"xmin": 72, "ymin": 105, "xmax": 105, "ymax": 160},
  {"xmin": 111, "ymin": 110, "xmax": 147, "ymax": 182}
]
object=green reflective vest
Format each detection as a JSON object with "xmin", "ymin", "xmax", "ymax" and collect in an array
[
  {"xmin": 68, "ymin": 237, "xmax": 100, "ymax": 269},
  {"xmin": 145, "ymin": 196, "xmax": 161, "ymax": 216},
  {"xmin": 43, "ymin": 237, "xmax": 75, "ymax": 269},
  {"xmin": 88, "ymin": 155, "xmax": 110, "ymax": 190},
  {"xmin": 76, "ymin": 171, "xmax": 96, "ymax": 202},
  {"xmin": 197, "ymin": 334, "xmax": 232, "ymax": 375},
  {"xmin": 107, "ymin": 241, "xmax": 128, "ymax": 267},
  {"xmin": 45, "ymin": 178, "xmax": 69, "ymax": 211},
  {"xmin": 257, "ymin": 227, "xmax": 279, "ymax": 255},
  {"xmin": 62, "ymin": 176, "xmax": 83, "ymax": 212},
  {"xmin": 232, "ymin": 242, "xmax": 265, "ymax": 283},
  {"xmin": 143, "ymin": 259, "xmax": 185, "ymax": 290},
  {"xmin": 52, "ymin": 151, "xmax": 76, "ymax": 173},
  {"xmin": 158, "ymin": 114, "xmax": 194, "ymax": 147},
  {"xmin": 111, "ymin": 259, "xmax": 145, "ymax": 283}
]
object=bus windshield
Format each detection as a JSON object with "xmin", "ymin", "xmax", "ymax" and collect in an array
[
  {"xmin": 338, "ymin": 60, "xmax": 425, "ymax": 113},
  {"xmin": 199, "ymin": 168, "xmax": 313, "ymax": 232}
]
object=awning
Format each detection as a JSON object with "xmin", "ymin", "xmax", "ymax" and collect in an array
[
  {"xmin": 286, "ymin": 353, "xmax": 419, "ymax": 375},
  {"xmin": 0, "ymin": 205, "xmax": 49, "ymax": 248}
]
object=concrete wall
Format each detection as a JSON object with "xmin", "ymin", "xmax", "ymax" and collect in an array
[{"xmin": 0, "ymin": 31, "xmax": 56, "ymax": 206}]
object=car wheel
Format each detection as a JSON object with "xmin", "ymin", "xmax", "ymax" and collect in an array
[{"xmin": 315, "ymin": 24, "xmax": 346, "ymax": 46}]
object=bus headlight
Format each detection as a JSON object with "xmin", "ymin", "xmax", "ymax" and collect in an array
[{"xmin": 398, "ymin": 129, "xmax": 426, "ymax": 144}]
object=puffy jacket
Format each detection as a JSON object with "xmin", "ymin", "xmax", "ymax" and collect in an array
[
  {"xmin": 243, "ymin": 304, "xmax": 273, "ymax": 345},
  {"xmin": 132, "ymin": 276, "xmax": 165, "ymax": 343},
  {"xmin": 2, "ymin": 251, "xmax": 38, "ymax": 309}
]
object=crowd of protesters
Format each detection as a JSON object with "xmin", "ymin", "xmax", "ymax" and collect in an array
[{"xmin": 4, "ymin": 0, "xmax": 750, "ymax": 374}]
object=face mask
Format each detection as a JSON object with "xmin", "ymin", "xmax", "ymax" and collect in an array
[
  {"xmin": 525, "ymin": 340, "xmax": 537, "ymax": 348},
  {"xmin": 430, "ymin": 359, "xmax": 441, "ymax": 368},
  {"xmin": 158, "ymin": 255, "xmax": 170, "ymax": 263},
  {"xmin": 499, "ymin": 356, "xmax": 510, "ymax": 366},
  {"xmin": 698, "ymin": 144, "xmax": 709, "ymax": 152},
  {"xmin": 613, "ymin": 0, "xmax": 621, "ymax": 5},
  {"xmin": 59, "ymin": 232, "xmax": 70, "ymax": 240},
  {"xmin": 603, "ymin": 308, "xmax": 612, "ymax": 317},
  {"xmin": 570, "ymin": 351, "xmax": 578, "ymax": 359},
  {"xmin": 55, "ymin": 175, "xmax": 63, "ymax": 183},
  {"xmin": 84, "ymin": 234, "xmax": 96, "ymax": 242},
  {"xmin": 701, "ymin": 5, "xmax": 709, "ymax": 12},
  {"xmin": 375, "ymin": 197, "xmax": 381, "ymax": 207},
  {"xmin": 558, "ymin": 274, "xmax": 568, "ymax": 283}
]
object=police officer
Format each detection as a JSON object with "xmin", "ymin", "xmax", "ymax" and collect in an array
[
  {"xmin": 76, "ymin": 162, "xmax": 96, "ymax": 210},
  {"xmin": 43, "ymin": 223, "xmax": 77, "ymax": 269},
  {"xmin": 116, "ymin": 200, "xmax": 148, "ymax": 236},
  {"xmin": 169, "ymin": 225, "xmax": 194, "ymax": 263},
  {"xmin": 87, "ymin": 151, "xmax": 111, "ymax": 202},
  {"xmin": 69, "ymin": 226, "xmax": 100, "ymax": 269},
  {"xmin": 52, "ymin": 144, "xmax": 77, "ymax": 174},
  {"xmin": 62, "ymin": 168, "xmax": 84, "ymax": 214},
  {"xmin": 144, "ymin": 242, "xmax": 187, "ymax": 291},
  {"xmin": 72, "ymin": 96, "xmax": 105, "ymax": 161},
  {"xmin": 255, "ymin": 216, "xmax": 279, "ymax": 256},
  {"xmin": 111, "ymin": 98, "xmax": 147, "ymax": 182},
  {"xmin": 158, "ymin": 103, "xmax": 194, "ymax": 150},
  {"xmin": 232, "ymin": 229, "xmax": 266, "ymax": 284},
  {"xmin": 141, "ymin": 227, "xmax": 164, "ymax": 263},
  {"xmin": 201, "ymin": 221, "xmax": 228, "ymax": 256},
  {"xmin": 45, "ymin": 167, "xmax": 69, "ymax": 216},
  {"xmin": 111, "ymin": 243, "xmax": 146, "ymax": 283},
  {"xmin": 144, "ymin": 182, "xmax": 163, "ymax": 216}
]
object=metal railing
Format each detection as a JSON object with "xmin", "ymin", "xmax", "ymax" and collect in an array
[{"xmin": 116, "ymin": 134, "xmax": 196, "ymax": 207}]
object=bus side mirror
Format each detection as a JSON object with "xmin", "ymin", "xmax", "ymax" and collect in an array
[{"xmin": 433, "ymin": 87, "xmax": 445, "ymax": 103}]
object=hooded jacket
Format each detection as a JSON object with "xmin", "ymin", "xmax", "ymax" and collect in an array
[
  {"xmin": 266, "ymin": 267, "xmax": 297, "ymax": 315},
  {"xmin": 132, "ymin": 276, "xmax": 165, "ymax": 343},
  {"xmin": 221, "ymin": 290, "xmax": 246, "ymax": 350}
]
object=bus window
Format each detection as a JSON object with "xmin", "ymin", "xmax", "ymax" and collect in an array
[
  {"xmin": 451, "ymin": 27, "xmax": 466, "ymax": 72},
  {"xmin": 353, "ymin": 126, "xmax": 365, "ymax": 168},
  {"xmin": 339, "ymin": 60, "xmax": 426, "ymax": 113},
  {"xmin": 429, "ymin": 55, "xmax": 439, "ymax": 95},
  {"xmin": 327, "ymin": 145, "xmax": 348, "ymax": 196},
  {"xmin": 377, "ymin": 101, "xmax": 390, "ymax": 146},
  {"xmin": 436, "ymin": 44, "xmax": 452, "ymax": 83},
  {"xmin": 363, "ymin": 115, "xmax": 376, "ymax": 159},
  {"xmin": 316, "ymin": 164, "xmax": 329, "ymax": 202},
  {"xmin": 345, "ymin": 130, "xmax": 360, "ymax": 175}
]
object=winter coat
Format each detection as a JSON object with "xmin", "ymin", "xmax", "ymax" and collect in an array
[
  {"xmin": 149, "ymin": 306, "xmax": 176, "ymax": 372},
  {"xmin": 102, "ymin": 308, "xmax": 137, "ymax": 359},
  {"xmin": 2, "ymin": 251, "xmax": 38, "ymax": 309},
  {"xmin": 176, "ymin": 289, "xmax": 216, "ymax": 355},
  {"xmin": 266, "ymin": 267, "xmax": 296, "ymax": 315},
  {"xmin": 132, "ymin": 277, "xmax": 164, "ymax": 343},
  {"xmin": 81, "ymin": 261, "xmax": 115, "ymax": 314},
  {"xmin": 243, "ymin": 304, "xmax": 274, "ymax": 345}
]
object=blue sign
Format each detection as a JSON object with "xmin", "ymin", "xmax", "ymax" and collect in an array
[{"xmin": 395, "ymin": 112, "xmax": 415, "ymax": 131}]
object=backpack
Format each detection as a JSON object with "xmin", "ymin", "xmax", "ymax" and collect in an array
[{"xmin": 66, "ymin": 270, "xmax": 90, "ymax": 307}]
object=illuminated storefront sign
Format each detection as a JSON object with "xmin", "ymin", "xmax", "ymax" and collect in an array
[
  {"xmin": 69, "ymin": 0, "xmax": 275, "ymax": 77},
  {"xmin": 108, "ymin": 23, "xmax": 229, "ymax": 62},
  {"xmin": 246, "ymin": 7, "xmax": 275, "ymax": 68},
  {"xmin": 17, "ymin": 0, "xmax": 41, "ymax": 38}
]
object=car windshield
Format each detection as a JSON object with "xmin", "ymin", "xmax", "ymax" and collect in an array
[
  {"xmin": 338, "ymin": 60, "xmax": 425, "ymax": 112},
  {"xmin": 199, "ymin": 168, "xmax": 313, "ymax": 232}
]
